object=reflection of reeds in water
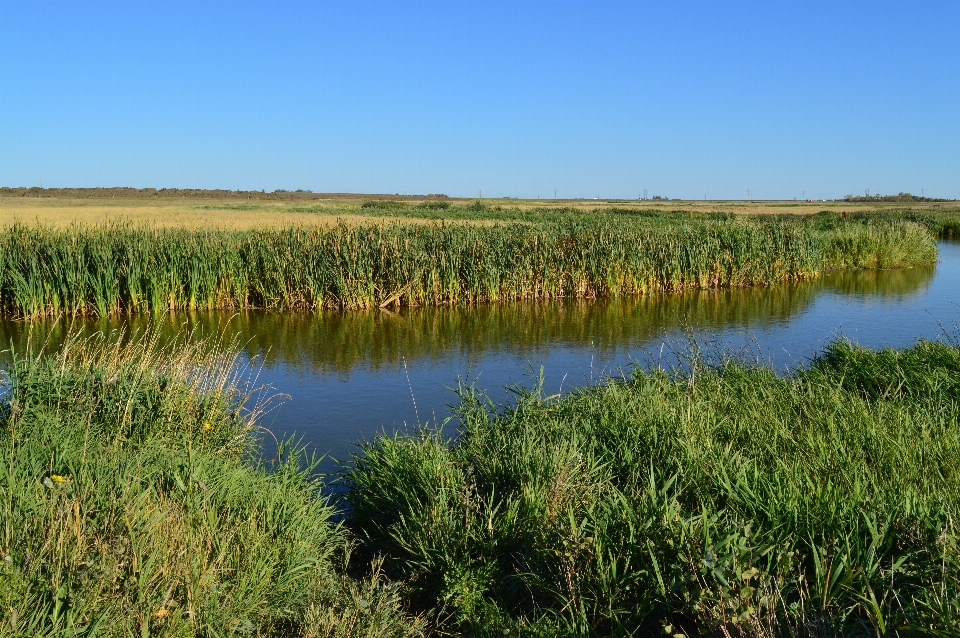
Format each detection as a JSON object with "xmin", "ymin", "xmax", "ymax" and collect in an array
[
  {"xmin": 0, "ymin": 259, "xmax": 934, "ymax": 374},
  {"xmin": 820, "ymin": 263, "xmax": 936, "ymax": 297}
]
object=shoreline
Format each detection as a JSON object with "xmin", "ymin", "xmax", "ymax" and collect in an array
[{"xmin": 3, "ymin": 328, "xmax": 959, "ymax": 633}]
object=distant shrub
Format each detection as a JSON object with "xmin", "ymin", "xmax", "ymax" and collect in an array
[{"xmin": 361, "ymin": 200, "xmax": 408, "ymax": 210}]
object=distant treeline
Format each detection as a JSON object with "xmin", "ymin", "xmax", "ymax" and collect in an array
[
  {"xmin": 841, "ymin": 191, "xmax": 953, "ymax": 203},
  {"xmin": 0, "ymin": 186, "xmax": 450, "ymax": 201}
]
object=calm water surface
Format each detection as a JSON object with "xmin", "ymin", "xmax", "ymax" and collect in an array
[{"xmin": 3, "ymin": 242, "xmax": 958, "ymax": 470}]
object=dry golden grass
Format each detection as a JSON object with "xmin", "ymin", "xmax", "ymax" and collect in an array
[
  {"xmin": 0, "ymin": 194, "xmax": 947, "ymax": 229},
  {"xmin": 0, "ymin": 197, "xmax": 489, "ymax": 229}
]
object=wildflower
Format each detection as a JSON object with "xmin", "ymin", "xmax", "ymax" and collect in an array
[
  {"xmin": 203, "ymin": 422, "xmax": 213, "ymax": 431},
  {"xmin": 155, "ymin": 608, "xmax": 170, "ymax": 619},
  {"xmin": 43, "ymin": 475, "xmax": 68, "ymax": 489}
]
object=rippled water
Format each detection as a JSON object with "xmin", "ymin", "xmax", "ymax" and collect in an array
[{"xmin": 2, "ymin": 242, "xmax": 958, "ymax": 469}]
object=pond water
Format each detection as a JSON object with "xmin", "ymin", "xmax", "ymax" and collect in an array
[{"xmin": 2, "ymin": 242, "xmax": 958, "ymax": 471}]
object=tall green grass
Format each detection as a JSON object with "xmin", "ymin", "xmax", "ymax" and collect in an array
[
  {"xmin": 0, "ymin": 216, "xmax": 937, "ymax": 317},
  {"xmin": 0, "ymin": 251, "xmax": 935, "ymax": 376},
  {"xmin": 5, "ymin": 324, "xmax": 960, "ymax": 635},
  {"xmin": 812, "ymin": 208, "xmax": 960, "ymax": 239},
  {"xmin": 0, "ymin": 330, "xmax": 421, "ymax": 636},
  {"xmin": 342, "ymin": 337, "xmax": 960, "ymax": 635}
]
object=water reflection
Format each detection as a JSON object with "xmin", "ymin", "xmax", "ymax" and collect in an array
[
  {"xmin": 0, "ymin": 263, "xmax": 934, "ymax": 374},
  {"xmin": 818, "ymin": 265, "xmax": 934, "ymax": 298},
  {"xmin": 2, "ymin": 250, "xmax": 953, "ymax": 471}
]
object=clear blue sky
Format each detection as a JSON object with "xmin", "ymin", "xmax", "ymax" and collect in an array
[{"xmin": 1, "ymin": 0, "xmax": 957, "ymax": 199}]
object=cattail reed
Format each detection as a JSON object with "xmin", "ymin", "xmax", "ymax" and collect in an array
[{"xmin": 0, "ymin": 217, "xmax": 936, "ymax": 317}]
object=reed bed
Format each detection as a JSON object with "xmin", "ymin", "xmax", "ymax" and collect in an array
[
  {"xmin": 815, "ymin": 207, "xmax": 960, "ymax": 239},
  {"xmin": 0, "ymin": 216, "xmax": 937, "ymax": 317},
  {"xmin": 342, "ymin": 337, "xmax": 960, "ymax": 635},
  {"xmin": 0, "ymin": 253, "xmax": 936, "ymax": 376},
  {"xmin": 0, "ymin": 329, "xmax": 421, "ymax": 636}
]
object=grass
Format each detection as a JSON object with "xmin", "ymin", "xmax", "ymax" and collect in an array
[
  {"xmin": 0, "ymin": 329, "xmax": 421, "ymax": 636},
  {"xmin": 0, "ymin": 199, "xmax": 428, "ymax": 231},
  {"xmin": 340, "ymin": 336, "xmax": 960, "ymax": 636},
  {"xmin": 2, "ymin": 192, "xmax": 957, "ymax": 229},
  {"xmin": 4, "ymin": 325, "xmax": 960, "ymax": 635},
  {"xmin": 0, "ymin": 213, "xmax": 938, "ymax": 317},
  {"xmin": 0, "ymin": 189, "xmax": 960, "ymax": 230},
  {"xmin": 0, "ymin": 251, "xmax": 936, "ymax": 376}
]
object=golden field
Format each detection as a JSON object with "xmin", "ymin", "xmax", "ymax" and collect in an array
[{"xmin": 0, "ymin": 192, "xmax": 947, "ymax": 229}]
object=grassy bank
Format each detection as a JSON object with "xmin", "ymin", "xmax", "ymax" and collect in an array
[
  {"xmin": 0, "ymin": 214, "xmax": 937, "ymax": 317},
  {"xmin": 0, "ymin": 331, "xmax": 421, "ymax": 636},
  {"xmin": 4, "ymin": 326, "xmax": 960, "ymax": 635},
  {"xmin": 342, "ymin": 337, "xmax": 960, "ymax": 635}
]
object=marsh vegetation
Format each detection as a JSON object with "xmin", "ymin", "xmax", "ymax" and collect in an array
[
  {"xmin": 0, "ymin": 213, "xmax": 938, "ymax": 317},
  {"xmin": 343, "ymin": 336, "xmax": 960, "ymax": 634},
  {"xmin": 3, "ymin": 328, "xmax": 960, "ymax": 635},
  {"xmin": 1, "ymin": 201, "xmax": 958, "ymax": 635},
  {"xmin": 0, "ymin": 331, "xmax": 422, "ymax": 636}
]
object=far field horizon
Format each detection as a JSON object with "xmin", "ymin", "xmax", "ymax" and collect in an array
[
  {"xmin": 3, "ymin": 186, "xmax": 957, "ymax": 230},
  {"xmin": 1, "ymin": 186, "xmax": 955, "ymax": 205}
]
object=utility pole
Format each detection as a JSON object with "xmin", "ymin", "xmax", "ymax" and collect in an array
[
  {"xmin": 643, "ymin": 188, "xmax": 648, "ymax": 200},
  {"xmin": 555, "ymin": 188, "xmax": 557, "ymax": 199},
  {"xmin": 478, "ymin": 189, "xmax": 482, "ymax": 199}
]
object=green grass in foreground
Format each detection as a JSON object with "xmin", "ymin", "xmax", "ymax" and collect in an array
[
  {"xmin": 342, "ymin": 337, "xmax": 960, "ymax": 636},
  {"xmin": 4, "ymin": 328, "xmax": 960, "ymax": 636},
  {"xmin": 0, "ymin": 212, "xmax": 938, "ymax": 317},
  {"xmin": 0, "ymin": 332, "xmax": 421, "ymax": 636}
]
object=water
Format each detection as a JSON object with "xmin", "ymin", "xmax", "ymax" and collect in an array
[{"xmin": 2, "ymin": 242, "xmax": 958, "ymax": 470}]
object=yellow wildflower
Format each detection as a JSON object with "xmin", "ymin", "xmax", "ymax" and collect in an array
[
  {"xmin": 43, "ymin": 475, "xmax": 69, "ymax": 489},
  {"xmin": 203, "ymin": 422, "xmax": 213, "ymax": 431}
]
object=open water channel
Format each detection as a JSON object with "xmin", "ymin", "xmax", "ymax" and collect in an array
[{"xmin": 2, "ymin": 241, "xmax": 959, "ymax": 472}]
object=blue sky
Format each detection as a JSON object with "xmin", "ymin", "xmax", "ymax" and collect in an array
[{"xmin": 1, "ymin": 0, "xmax": 957, "ymax": 199}]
